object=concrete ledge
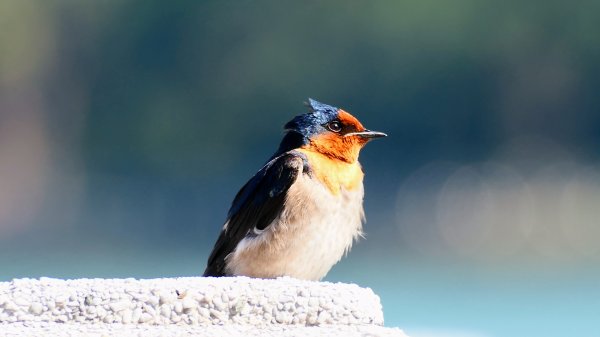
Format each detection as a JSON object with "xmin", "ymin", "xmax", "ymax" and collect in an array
[
  {"xmin": 1, "ymin": 322, "xmax": 407, "ymax": 336},
  {"xmin": 0, "ymin": 277, "xmax": 407, "ymax": 336}
]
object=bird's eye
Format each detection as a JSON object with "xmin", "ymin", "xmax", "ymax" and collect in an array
[{"xmin": 327, "ymin": 121, "xmax": 342, "ymax": 133}]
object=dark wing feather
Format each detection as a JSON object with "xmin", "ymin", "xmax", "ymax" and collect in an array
[{"xmin": 203, "ymin": 152, "xmax": 306, "ymax": 277}]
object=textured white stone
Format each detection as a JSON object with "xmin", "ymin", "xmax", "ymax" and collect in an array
[
  {"xmin": 0, "ymin": 276, "xmax": 402, "ymax": 335},
  {"xmin": 109, "ymin": 301, "xmax": 130, "ymax": 312},
  {"xmin": 28, "ymin": 303, "xmax": 43, "ymax": 315},
  {"xmin": 131, "ymin": 308, "xmax": 142, "ymax": 323},
  {"xmin": 1, "ymin": 322, "xmax": 408, "ymax": 336},
  {"xmin": 138, "ymin": 312, "xmax": 153, "ymax": 323},
  {"xmin": 173, "ymin": 301, "xmax": 183, "ymax": 314},
  {"xmin": 159, "ymin": 304, "xmax": 171, "ymax": 318},
  {"xmin": 13, "ymin": 297, "xmax": 29, "ymax": 307},
  {"xmin": 159, "ymin": 292, "xmax": 175, "ymax": 305},
  {"xmin": 181, "ymin": 298, "xmax": 196, "ymax": 310},
  {"xmin": 121, "ymin": 309, "xmax": 133, "ymax": 324}
]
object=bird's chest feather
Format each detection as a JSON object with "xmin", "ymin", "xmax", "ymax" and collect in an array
[
  {"xmin": 296, "ymin": 148, "xmax": 364, "ymax": 195},
  {"xmin": 226, "ymin": 154, "xmax": 365, "ymax": 280}
]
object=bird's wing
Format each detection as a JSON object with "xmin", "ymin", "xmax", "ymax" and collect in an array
[{"xmin": 203, "ymin": 151, "xmax": 307, "ymax": 277}]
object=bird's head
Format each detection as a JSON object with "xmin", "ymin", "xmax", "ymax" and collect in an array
[{"xmin": 279, "ymin": 98, "xmax": 386, "ymax": 163}]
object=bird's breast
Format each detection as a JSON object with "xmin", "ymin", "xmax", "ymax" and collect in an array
[
  {"xmin": 296, "ymin": 148, "xmax": 364, "ymax": 195},
  {"xmin": 226, "ymin": 167, "xmax": 365, "ymax": 280}
]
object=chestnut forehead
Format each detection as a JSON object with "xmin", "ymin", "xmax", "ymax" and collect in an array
[{"xmin": 337, "ymin": 110, "xmax": 365, "ymax": 130}]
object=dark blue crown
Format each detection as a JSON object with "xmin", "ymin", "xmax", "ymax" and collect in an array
[
  {"xmin": 274, "ymin": 98, "xmax": 340, "ymax": 156},
  {"xmin": 284, "ymin": 98, "xmax": 339, "ymax": 137}
]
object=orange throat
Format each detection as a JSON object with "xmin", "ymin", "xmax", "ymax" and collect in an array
[{"xmin": 297, "ymin": 146, "xmax": 364, "ymax": 195}]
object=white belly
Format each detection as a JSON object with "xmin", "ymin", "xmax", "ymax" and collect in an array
[{"xmin": 226, "ymin": 174, "xmax": 365, "ymax": 280}]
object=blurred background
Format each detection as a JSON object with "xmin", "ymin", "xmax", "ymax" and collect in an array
[{"xmin": 0, "ymin": 1, "xmax": 598, "ymax": 336}]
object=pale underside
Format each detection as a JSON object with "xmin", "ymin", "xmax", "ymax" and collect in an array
[{"xmin": 225, "ymin": 173, "xmax": 365, "ymax": 281}]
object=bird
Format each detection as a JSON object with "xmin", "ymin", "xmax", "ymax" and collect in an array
[{"xmin": 203, "ymin": 98, "xmax": 386, "ymax": 281}]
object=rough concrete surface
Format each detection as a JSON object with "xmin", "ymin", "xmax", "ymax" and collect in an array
[{"xmin": 0, "ymin": 277, "xmax": 407, "ymax": 336}]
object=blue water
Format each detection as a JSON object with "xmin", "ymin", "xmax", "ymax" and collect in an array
[
  {"xmin": 330, "ymin": 258, "xmax": 599, "ymax": 337},
  {"xmin": 1, "ymin": 250, "xmax": 597, "ymax": 337}
]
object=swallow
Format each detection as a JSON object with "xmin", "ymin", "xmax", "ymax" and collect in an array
[{"xmin": 203, "ymin": 99, "xmax": 386, "ymax": 280}]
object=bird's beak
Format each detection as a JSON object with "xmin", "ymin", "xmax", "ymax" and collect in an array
[{"xmin": 345, "ymin": 130, "xmax": 387, "ymax": 139}]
